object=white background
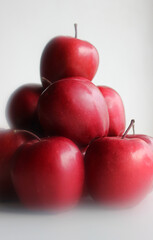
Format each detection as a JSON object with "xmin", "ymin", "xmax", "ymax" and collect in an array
[{"xmin": 0, "ymin": 0, "xmax": 153, "ymax": 239}]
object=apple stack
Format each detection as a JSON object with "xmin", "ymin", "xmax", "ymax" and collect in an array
[{"xmin": 0, "ymin": 25, "xmax": 153, "ymax": 210}]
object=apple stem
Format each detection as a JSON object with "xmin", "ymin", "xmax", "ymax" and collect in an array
[
  {"xmin": 42, "ymin": 77, "xmax": 51, "ymax": 88},
  {"xmin": 14, "ymin": 129, "xmax": 41, "ymax": 141},
  {"xmin": 74, "ymin": 23, "xmax": 77, "ymax": 38},
  {"xmin": 132, "ymin": 121, "xmax": 135, "ymax": 135},
  {"xmin": 121, "ymin": 119, "xmax": 135, "ymax": 139}
]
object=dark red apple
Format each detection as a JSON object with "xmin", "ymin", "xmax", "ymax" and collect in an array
[
  {"xmin": 40, "ymin": 24, "xmax": 99, "ymax": 85},
  {"xmin": 85, "ymin": 120, "xmax": 153, "ymax": 207},
  {"xmin": 0, "ymin": 129, "xmax": 36, "ymax": 200},
  {"xmin": 11, "ymin": 136, "xmax": 84, "ymax": 209},
  {"xmin": 38, "ymin": 77, "xmax": 109, "ymax": 146},
  {"xmin": 98, "ymin": 86, "xmax": 125, "ymax": 136},
  {"xmin": 6, "ymin": 84, "xmax": 43, "ymax": 135}
]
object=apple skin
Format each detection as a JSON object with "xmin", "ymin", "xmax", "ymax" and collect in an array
[
  {"xmin": 80, "ymin": 145, "xmax": 88, "ymax": 197},
  {"xmin": 127, "ymin": 134, "xmax": 153, "ymax": 151},
  {"xmin": 38, "ymin": 78, "xmax": 109, "ymax": 146},
  {"xmin": 98, "ymin": 86, "xmax": 125, "ymax": 136},
  {"xmin": 11, "ymin": 137, "xmax": 84, "ymax": 209},
  {"xmin": 0, "ymin": 129, "xmax": 35, "ymax": 200},
  {"xmin": 40, "ymin": 36, "xmax": 99, "ymax": 85},
  {"xmin": 6, "ymin": 84, "xmax": 43, "ymax": 135},
  {"xmin": 85, "ymin": 137, "xmax": 153, "ymax": 207}
]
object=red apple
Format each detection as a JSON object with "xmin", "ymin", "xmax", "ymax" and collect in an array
[
  {"xmin": 6, "ymin": 84, "xmax": 43, "ymax": 135},
  {"xmin": 11, "ymin": 136, "xmax": 84, "ymax": 209},
  {"xmin": 38, "ymin": 77, "xmax": 109, "ymax": 146},
  {"xmin": 40, "ymin": 25, "xmax": 99, "ymax": 85},
  {"xmin": 0, "ymin": 129, "xmax": 36, "ymax": 199},
  {"xmin": 85, "ymin": 120, "xmax": 153, "ymax": 207},
  {"xmin": 98, "ymin": 86, "xmax": 125, "ymax": 136}
]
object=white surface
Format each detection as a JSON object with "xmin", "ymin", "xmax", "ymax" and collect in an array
[
  {"xmin": 0, "ymin": 0, "xmax": 153, "ymax": 239},
  {"xmin": 1, "ymin": 194, "xmax": 153, "ymax": 240}
]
